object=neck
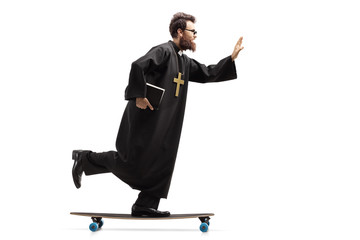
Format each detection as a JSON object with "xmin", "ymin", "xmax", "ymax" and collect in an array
[{"xmin": 172, "ymin": 38, "xmax": 182, "ymax": 50}]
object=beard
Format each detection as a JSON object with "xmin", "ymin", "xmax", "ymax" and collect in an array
[{"xmin": 179, "ymin": 36, "xmax": 196, "ymax": 52}]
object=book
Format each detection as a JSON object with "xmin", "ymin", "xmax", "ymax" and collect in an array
[{"xmin": 146, "ymin": 83, "xmax": 165, "ymax": 110}]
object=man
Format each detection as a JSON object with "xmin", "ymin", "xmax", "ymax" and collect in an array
[{"xmin": 72, "ymin": 12, "xmax": 244, "ymax": 217}]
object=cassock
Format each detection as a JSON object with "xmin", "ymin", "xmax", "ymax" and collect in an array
[{"xmin": 113, "ymin": 41, "xmax": 237, "ymax": 199}]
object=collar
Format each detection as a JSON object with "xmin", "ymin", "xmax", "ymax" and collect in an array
[{"xmin": 169, "ymin": 41, "xmax": 183, "ymax": 56}]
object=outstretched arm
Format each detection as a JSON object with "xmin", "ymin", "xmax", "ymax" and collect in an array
[{"xmin": 231, "ymin": 36, "xmax": 244, "ymax": 61}]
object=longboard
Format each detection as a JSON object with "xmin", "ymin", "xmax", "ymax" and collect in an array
[{"xmin": 70, "ymin": 212, "xmax": 214, "ymax": 232}]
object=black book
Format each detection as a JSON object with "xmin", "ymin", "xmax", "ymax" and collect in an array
[{"xmin": 146, "ymin": 83, "xmax": 165, "ymax": 110}]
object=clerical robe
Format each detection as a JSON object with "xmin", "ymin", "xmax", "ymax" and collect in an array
[{"xmin": 114, "ymin": 41, "xmax": 237, "ymax": 198}]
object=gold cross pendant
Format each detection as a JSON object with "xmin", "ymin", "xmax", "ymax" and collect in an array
[{"xmin": 173, "ymin": 72, "xmax": 184, "ymax": 97}]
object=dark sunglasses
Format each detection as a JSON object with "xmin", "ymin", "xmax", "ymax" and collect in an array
[{"xmin": 185, "ymin": 29, "xmax": 197, "ymax": 35}]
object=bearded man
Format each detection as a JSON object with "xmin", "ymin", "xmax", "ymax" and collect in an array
[{"xmin": 72, "ymin": 12, "xmax": 244, "ymax": 217}]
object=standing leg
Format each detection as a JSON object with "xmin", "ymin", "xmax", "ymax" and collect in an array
[
  {"xmin": 131, "ymin": 192, "xmax": 170, "ymax": 217},
  {"xmin": 134, "ymin": 191, "xmax": 160, "ymax": 209}
]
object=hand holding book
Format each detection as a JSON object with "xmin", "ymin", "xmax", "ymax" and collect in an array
[
  {"xmin": 136, "ymin": 83, "xmax": 165, "ymax": 111},
  {"xmin": 136, "ymin": 97, "xmax": 154, "ymax": 110}
]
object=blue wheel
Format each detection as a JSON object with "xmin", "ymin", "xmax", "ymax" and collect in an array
[
  {"xmin": 89, "ymin": 222, "xmax": 99, "ymax": 232},
  {"xmin": 98, "ymin": 219, "xmax": 104, "ymax": 228},
  {"xmin": 199, "ymin": 222, "xmax": 209, "ymax": 232}
]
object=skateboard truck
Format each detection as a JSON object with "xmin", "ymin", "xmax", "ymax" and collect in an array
[
  {"xmin": 199, "ymin": 216, "xmax": 210, "ymax": 224},
  {"xmin": 91, "ymin": 217, "xmax": 102, "ymax": 223}
]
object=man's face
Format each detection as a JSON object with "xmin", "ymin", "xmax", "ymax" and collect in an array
[{"xmin": 179, "ymin": 21, "xmax": 197, "ymax": 52}]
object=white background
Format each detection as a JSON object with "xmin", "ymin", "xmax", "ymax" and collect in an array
[{"xmin": 1, "ymin": 0, "xmax": 359, "ymax": 239}]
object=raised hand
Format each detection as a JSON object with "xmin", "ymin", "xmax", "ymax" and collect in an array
[{"xmin": 231, "ymin": 36, "xmax": 244, "ymax": 61}]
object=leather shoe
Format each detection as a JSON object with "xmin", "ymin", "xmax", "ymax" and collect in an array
[
  {"xmin": 131, "ymin": 204, "xmax": 170, "ymax": 217},
  {"xmin": 72, "ymin": 150, "xmax": 87, "ymax": 189}
]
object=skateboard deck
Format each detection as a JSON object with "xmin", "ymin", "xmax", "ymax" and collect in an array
[{"xmin": 70, "ymin": 212, "xmax": 214, "ymax": 232}]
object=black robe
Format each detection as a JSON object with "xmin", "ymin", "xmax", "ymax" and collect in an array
[{"xmin": 114, "ymin": 41, "xmax": 237, "ymax": 198}]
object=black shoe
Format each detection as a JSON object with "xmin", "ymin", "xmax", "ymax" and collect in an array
[
  {"xmin": 72, "ymin": 150, "xmax": 88, "ymax": 189},
  {"xmin": 131, "ymin": 204, "xmax": 170, "ymax": 217}
]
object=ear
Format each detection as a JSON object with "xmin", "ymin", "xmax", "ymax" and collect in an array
[{"xmin": 177, "ymin": 28, "xmax": 183, "ymax": 38}]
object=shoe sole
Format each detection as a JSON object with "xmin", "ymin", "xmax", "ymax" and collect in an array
[
  {"xmin": 72, "ymin": 150, "xmax": 82, "ymax": 189},
  {"xmin": 131, "ymin": 213, "xmax": 170, "ymax": 217}
]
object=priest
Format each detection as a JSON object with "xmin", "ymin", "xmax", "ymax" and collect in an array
[{"xmin": 72, "ymin": 12, "xmax": 244, "ymax": 217}]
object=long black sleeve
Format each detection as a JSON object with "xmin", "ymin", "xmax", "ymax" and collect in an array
[{"xmin": 189, "ymin": 56, "xmax": 237, "ymax": 83}]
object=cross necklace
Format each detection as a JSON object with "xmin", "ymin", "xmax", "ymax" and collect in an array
[{"xmin": 172, "ymin": 46, "xmax": 184, "ymax": 97}]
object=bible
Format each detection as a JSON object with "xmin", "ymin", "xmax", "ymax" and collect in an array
[{"xmin": 146, "ymin": 83, "xmax": 165, "ymax": 110}]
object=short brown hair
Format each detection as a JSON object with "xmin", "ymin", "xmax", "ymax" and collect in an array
[{"xmin": 169, "ymin": 12, "xmax": 196, "ymax": 38}]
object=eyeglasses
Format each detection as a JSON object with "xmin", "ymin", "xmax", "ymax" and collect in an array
[{"xmin": 185, "ymin": 29, "xmax": 197, "ymax": 35}]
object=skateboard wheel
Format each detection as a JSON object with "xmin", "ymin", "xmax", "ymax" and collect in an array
[
  {"xmin": 98, "ymin": 219, "xmax": 104, "ymax": 228},
  {"xmin": 89, "ymin": 222, "xmax": 99, "ymax": 232},
  {"xmin": 199, "ymin": 222, "xmax": 209, "ymax": 232}
]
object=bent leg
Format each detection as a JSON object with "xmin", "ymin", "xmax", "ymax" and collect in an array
[{"xmin": 83, "ymin": 151, "xmax": 119, "ymax": 175}]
